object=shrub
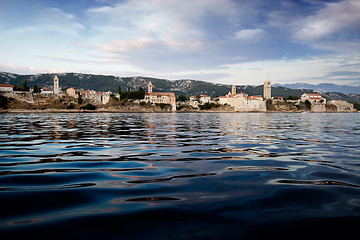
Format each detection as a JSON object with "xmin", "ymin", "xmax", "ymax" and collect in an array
[
  {"xmin": 199, "ymin": 102, "xmax": 219, "ymax": 110},
  {"xmin": 80, "ymin": 103, "xmax": 97, "ymax": 110},
  {"xmin": 155, "ymin": 103, "xmax": 171, "ymax": 109}
]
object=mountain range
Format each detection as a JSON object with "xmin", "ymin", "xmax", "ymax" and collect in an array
[
  {"xmin": 276, "ymin": 83, "xmax": 360, "ymax": 95},
  {"xmin": 1, "ymin": 71, "xmax": 359, "ymax": 103}
]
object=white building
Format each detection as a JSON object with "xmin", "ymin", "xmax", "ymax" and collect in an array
[
  {"xmin": 219, "ymin": 88, "xmax": 266, "ymax": 112},
  {"xmin": 189, "ymin": 96, "xmax": 199, "ymax": 108},
  {"xmin": 0, "ymin": 84, "xmax": 14, "ymax": 92},
  {"xmin": 199, "ymin": 95, "xmax": 211, "ymax": 104},
  {"xmin": 301, "ymin": 93, "xmax": 326, "ymax": 104},
  {"xmin": 41, "ymin": 88, "xmax": 54, "ymax": 94}
]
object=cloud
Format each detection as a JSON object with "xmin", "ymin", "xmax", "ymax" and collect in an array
[
  {"xmin": 235, "ymin": 29, "xmax": 266, "ymax": 40},
  {"xmin": 217, "ymin": 56, "xmax": 360, "ymax": 85},
  {"xmin": 293, "ymin": 0, "xmax": 360, "ymax": 41},
  {"xmin": 86, "ymin": 0, "xmax": 241, "ymax": 49},
  {"xmin": 7, "ymin": 7, "xmax": 85, "ymax": 37},
  {"xmin": 0, "ymin": 64, "xmax": 66, "ymax": 74}
]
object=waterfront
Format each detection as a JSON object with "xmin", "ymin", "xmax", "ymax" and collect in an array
[{"xmin": 1, "ymin": 112, "xmax": 360, "ymax": 239}]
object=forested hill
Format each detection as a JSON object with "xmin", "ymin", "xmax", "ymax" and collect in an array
[{"xmin": 1, "ymin": 71, "xmax": 359, "ymax": 103}]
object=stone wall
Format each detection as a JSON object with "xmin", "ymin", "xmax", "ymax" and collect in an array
[
  {"xmin": 311, "ymin": 104, "xmax": 326, "ymax": 112},
  {"xmin": 0, "ymin": 91, "xmax": 34, "ymax": 103}
]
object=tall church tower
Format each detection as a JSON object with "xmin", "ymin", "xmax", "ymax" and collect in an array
[
  {"xmin": 263, "ymin": 73, "xmax": 271, "ymax": 99},
  {"xmin": 231, "ymin": 85, "xmax": 236, "ymax": 95},
  {"xmin": 148, "ymin": 81, "xmax": 153, "ymax": 94},
  {"xmin": 53, "ymin": 75, "xmax": 60, "ymax": 95}
]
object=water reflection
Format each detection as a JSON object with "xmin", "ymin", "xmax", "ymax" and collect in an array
[{"xmin": 0, "ymin": 113, "xmax": 360, "ymax": 239}]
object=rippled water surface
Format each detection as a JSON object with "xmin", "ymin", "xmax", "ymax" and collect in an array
[{"xmin": 1, "ymin": 113, "xmax": 360, "ymax": 239}]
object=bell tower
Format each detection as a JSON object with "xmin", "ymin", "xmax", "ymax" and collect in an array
[
  {"xmin": 53, "ymin": 75, "xmax": 60, "ymax": 95},
  {"xmin": 148, "ymin": 81, "xmax": 153, "ymax": 94},
  {"xmin": 231, "ymin": 85, "xmax": 236, "ymax": 95},
  {"xmin": 263, "ymin": 73, "xmax": 271, "ymax": 99}
]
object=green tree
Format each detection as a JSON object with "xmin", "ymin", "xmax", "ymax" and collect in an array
[
  {"xmin": 305, "ymin": 100, "xmax": 311, "ymax": 109},
  {"xmin": 80, "ymin": 103, "xmax": 97, "ymax": 110},
  {"xmin": 23, "ymin": 80, "xmax": 29, "ymax": 91},
  {"xmin": 176, "ymin": 95, "xmax": 188, "ymax": 102},
  {"xmin": 78, "ymin": 92, "xmax": 83, "ymax": 104},
  {"xmin": 138, "ymin": 87, "xmax": 145, "ymax": 99},
  {"xmin": 33, "ymin": 85, "xmax": 41, "ymax": 93}
]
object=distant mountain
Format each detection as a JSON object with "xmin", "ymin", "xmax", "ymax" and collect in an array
[
  {"xmin": 1, "ymin": 71, "xmax": 359, "ymax": 103},
  {"xmin": 276, "ymin": 83, "xmax": 360, "ymax": 95}
]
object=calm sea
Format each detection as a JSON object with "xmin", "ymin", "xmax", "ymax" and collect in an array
[{"xmin": 1, "ymin": 113, "xmax": 359, "ymax": 239}]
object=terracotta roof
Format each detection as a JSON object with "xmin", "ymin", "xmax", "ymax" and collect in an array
[
  {"xmin": 0, "ymin": 84, "xmax": 14, "ymax": 87},
  {"xmin": 246, "ymin": 96, "xmax": 262, "ymax": 100},
  {"xmin": 304, "ymin": 93, "xmax": 322, "ymax": 96}
]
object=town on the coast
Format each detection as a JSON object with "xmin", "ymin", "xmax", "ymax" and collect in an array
[{"xmin": 0, "ymin": 74, "xmax": 357, "ymax": 113}]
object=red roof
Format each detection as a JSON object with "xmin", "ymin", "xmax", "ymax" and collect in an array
[
  {"xmin": 246, "ymin": 96, "xmax": 262, "ymax": 100},
  {"xmin": 0, "ymin": 84, "xmax": 14, "ymax": 87}
]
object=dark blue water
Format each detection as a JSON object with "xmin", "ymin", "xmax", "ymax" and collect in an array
[{"xmin": 1, "ymin": 113, "xmax": 359, "ymax": 239}]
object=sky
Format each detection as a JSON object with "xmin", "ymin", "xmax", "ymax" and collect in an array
[{"xmin": 0, "ymin": 0, "xmax": 359, "ymax": 86}]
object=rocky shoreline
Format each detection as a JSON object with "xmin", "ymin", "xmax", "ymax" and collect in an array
[{"xmin": 2, "ymin": 108, "xmax": 354, "ymax": 114}]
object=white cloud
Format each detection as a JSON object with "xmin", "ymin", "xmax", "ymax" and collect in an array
[
  {"xmin": 235, "ymin": 29, "xmax": 266, "ymax": 40},
  {"xmin": 7, "ymin": 7, "xmax": 85, "ymax": 37},
  {"xmin": 293, "ymin": 0, "xmax": 360, "ymax": 41},
  {"xmin": 215, "ymin": 56, "xmax": 360, "ymax": 86},
  {"xmin": 86, "ymin": 0, "xmax": 240, "ymax": 50},
  {"xmin": 0, "ymin": 64, "xmax": 66, "ymax": 75}
]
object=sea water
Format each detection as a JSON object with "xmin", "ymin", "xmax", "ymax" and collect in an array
[{"xmin": 1, "ymin": 113, "xmax": 359, "ymax": 239}]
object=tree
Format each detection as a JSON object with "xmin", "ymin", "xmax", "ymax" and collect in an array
[
  {"xmin": 138, "ymin": 87, "xmax": 145, "ymax": 99},
  {"xmin": 23, "ymin": 80, "xmax": 29, "ymax": 91},
  {"xmin": 305, "ymin": 100, "xmax": 311, "ymax": 109},
  {"xmin": 176, "ymin": 95, "xmax": 188, "ymax": 102},
  {"xmin": 33, "ymin": 85, "xmax": 41, "ymax": 93},
  {"xmin": 78, "ymin": 92, "xmax": 83, "ymax": 104},
  {"xmin": 80, "ymin": 103, "xmax": 97, "ymax": 110}
]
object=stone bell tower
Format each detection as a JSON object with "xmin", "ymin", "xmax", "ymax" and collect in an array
[
  {"xmin": 231, "ymin": 85, "xmax": 236, "ymax": 95},
  {"xmin": 53, "ymin": 75, "xmax": 60, "ymax": 95},
  {"xmin": 148, "ymin": 81, "xmax": 153, "ymax": 94},
  {"xmin": 263, "ymin": 73, "xmax": 271, "ymax": 100}
]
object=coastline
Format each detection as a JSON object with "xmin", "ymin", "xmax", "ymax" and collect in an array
[{"xmin": 1, "ymin": 108, "xmax": 356, "ymax": 114}]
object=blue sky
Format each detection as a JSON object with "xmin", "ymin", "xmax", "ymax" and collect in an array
[{"xmin": 0, "ymin": 0, "xmax": 359, "ymax": 85}]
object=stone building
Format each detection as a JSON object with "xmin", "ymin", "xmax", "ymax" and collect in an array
[
  {"xmin": 66, "ymin": 87, "xmax": 111, "ymax": 104},
  {"xmin": 143, "ymin": 82, "xmax": 176, "ymax": 111},
  {"xmin": 219, "ymin": 86, "xmax": 266, "ymax": 112},
  {"xmin": 328, "ymin": 100, "xmax": 355, "ymax": 112}
]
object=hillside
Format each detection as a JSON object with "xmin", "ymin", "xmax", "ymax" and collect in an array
[
  {"xmin": 277, "ymin": 83, "xmax": 360, "ymax": 95},
  {"xmin": 1, "ymin": 71, "xmax": 359, "ymax": 103}
]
